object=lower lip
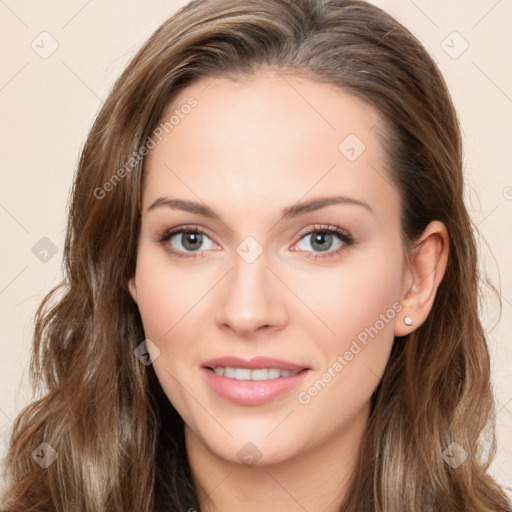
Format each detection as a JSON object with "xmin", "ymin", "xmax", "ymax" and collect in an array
[{"xmin": 202, "ymin": 367, "xmax": 311, "ymax": 405}]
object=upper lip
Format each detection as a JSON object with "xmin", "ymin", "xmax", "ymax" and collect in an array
[{"xmin": 202, "ymin": 356, "xmax": 309, "ymax": 372}]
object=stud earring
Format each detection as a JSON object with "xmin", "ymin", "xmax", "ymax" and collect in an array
[{"xmin": 404, "ymin": 316, "xmax": 413, "ymax": 326}]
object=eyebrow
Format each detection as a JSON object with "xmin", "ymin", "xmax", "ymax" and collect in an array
[{"xmin": 146, "ymin": 195, "xmax": 374, "ymax": 219}]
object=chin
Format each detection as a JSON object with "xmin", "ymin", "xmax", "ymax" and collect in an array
[{"xmin": 188, "ymin": 420, "xmax": 307, "ymax": 467}]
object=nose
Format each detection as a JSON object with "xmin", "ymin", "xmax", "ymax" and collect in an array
[{"xmin": 215, "ymin": 248, "xmax": 288, "ymax": 337}]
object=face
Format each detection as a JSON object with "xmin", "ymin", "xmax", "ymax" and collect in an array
[{"xmin": 129, "ymin": 70, "xmax": 408, "ymax": 466}]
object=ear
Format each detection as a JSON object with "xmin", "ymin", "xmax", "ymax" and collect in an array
[
  {"xmin": 394, "ymin": 220, "xmax": 449, "ymax": 337},
  {"xmin": 128, "ymin": 276, "xmax": 138, "ymax": 305}
]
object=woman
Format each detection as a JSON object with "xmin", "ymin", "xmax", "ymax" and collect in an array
[{"xmin": 2, "ymin": 0, "xmax": 511, "ymax": 510}]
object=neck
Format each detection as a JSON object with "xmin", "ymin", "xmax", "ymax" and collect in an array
[{"xmin": 185, "ymin": 402, "xmax": 370, "ymax": 512}]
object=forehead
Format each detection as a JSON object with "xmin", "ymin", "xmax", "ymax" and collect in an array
[{"xmin": 142, "ymin": 70, "xmax": 399, "ymax": 225}]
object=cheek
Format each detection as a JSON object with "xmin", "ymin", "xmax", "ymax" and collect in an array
[
  {"xmin": 135, "ymin": 275, "xmax": 178, "ymax": 341},
  {"xmin": 133, "ymin": 248, "xmax": 210, "ymax": 340},
  {"xmin": 294, "ymin": 242, "xmax": 402, "ymax": 419},
  {"xmin": 297, "ymin": 240, "xmax": 403, "ymax": 343},
  {"xmin": 133, "ymin": 255, "xmax": 208, "ymax": 421},
  {"xmin": 294, "ymin": 241, "xmax": 402, "ymax": 398}
]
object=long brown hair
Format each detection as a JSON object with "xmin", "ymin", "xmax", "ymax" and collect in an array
[{"xmin": 2, "ymin": 0, "xmax": 511, "ymax": 510}]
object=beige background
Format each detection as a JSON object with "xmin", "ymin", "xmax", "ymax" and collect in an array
[{"xmin": 0, "ymin": 0, "xmax": 510, "ymax": 495}]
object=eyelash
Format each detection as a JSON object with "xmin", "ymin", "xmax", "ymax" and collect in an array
[{"xmin": 155, "ymin": 223, "xmax": 355, "ymax": 261}]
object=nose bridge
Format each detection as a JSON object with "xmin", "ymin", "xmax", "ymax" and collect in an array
[{"xmin": 215, "ymin": 240, "xmax": 286, "ymax": 334}]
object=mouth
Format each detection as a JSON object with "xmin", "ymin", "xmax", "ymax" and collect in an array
[{"xmin": 201, "ymin": 357, "xmax": 312, "ymax": 405}]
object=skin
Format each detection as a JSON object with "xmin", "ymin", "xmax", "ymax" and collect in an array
[{"xmin": 128, "ymin": 69, "xmax": 449, "ymax": 512}]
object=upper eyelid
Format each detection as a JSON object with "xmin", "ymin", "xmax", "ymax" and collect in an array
[{"xmin": 295, "ymin": 223, "xmax": 351, "ymax": 239}]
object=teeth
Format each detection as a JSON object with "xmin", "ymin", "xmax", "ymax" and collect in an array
[
  {"xmin": 212, "ymin": 367, "xmax": 301, "ymax": 380},
  {"xmin": 267, "ymin": 369, "xmax": 281, "ymax": 379}
]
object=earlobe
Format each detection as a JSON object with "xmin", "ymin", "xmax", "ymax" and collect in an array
[
  {"xmin": 128, "ymin": 276, "xmax": 138, "ymax": 305},
  {"xmin": 394, "ymin": 221, "xmax": 449, "ymax": 337}
]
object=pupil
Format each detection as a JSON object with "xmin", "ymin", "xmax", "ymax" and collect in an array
[{"xmin": 312, "ymin": 232, "xmax": 332, "ymax": 252}]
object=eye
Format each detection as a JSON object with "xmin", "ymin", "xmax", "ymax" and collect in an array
[
  {"xmin": 291, "ymin": 224, "xmax": 355, "ymax": 260},
  {"xmin": 156, "ymin": 225, "xmax": 219, "ymax": 259},
  {"xmin": 156, "ymin": 223, "xmax": 355, "ymax": 261}
]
